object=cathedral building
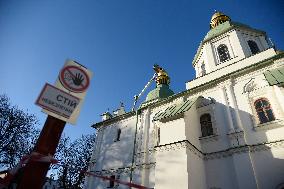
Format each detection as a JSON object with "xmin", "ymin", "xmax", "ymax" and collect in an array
[{"xmin": 85, "ymin": 12, "xmax": 284, "ymax": 189}]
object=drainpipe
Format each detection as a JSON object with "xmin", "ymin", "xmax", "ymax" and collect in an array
[
  {"xmin": 129, "ymin": 109, "xmax": 141, "ymax": 187},
  {"xmin": 132, "ymin": 74, "xmax": 156, "ymax": 111}
]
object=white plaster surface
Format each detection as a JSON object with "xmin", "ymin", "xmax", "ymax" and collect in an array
[{"xmin": 85, "ymin": 20, "xmax": 284, "ymax": 189}]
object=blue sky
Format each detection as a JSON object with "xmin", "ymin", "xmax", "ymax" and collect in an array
[{"xmin": 0, "ymin": 0, "xmax": 283, "ymax": 140}]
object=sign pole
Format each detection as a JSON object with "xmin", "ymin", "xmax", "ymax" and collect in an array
[
  {"xmin": 17, "ymin": 115, "xmax": 66, "ymax": 189},
  {"xmin": 16, "ymin": 60, "xmax": 92, "ymax": 189}
]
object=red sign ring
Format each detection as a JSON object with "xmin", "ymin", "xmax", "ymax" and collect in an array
[{"xmin": 59, "ymin": 65, "xmax": 90, "ymax": 93}]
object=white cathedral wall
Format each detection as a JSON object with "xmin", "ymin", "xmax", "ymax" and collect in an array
[
  {"xmin": 158, "ymin": 118, "xmax": 186, "ymax": 145},
  {"xmin": 186, "ymin": 48, "xmax": 277, "ymax": 89},
  {"xmin": 203, "ymin": 42, "xmax": 216, "ymax": 74},
  {"xmin": 251, "ymin": 147, "xmax": 284, "ymax": 189},
  {"xmin": 98, "ymin": 117, "xmax": 137, "ymax": 171},
  {"xmin": 194, "ymin": 51, "xmax": 204, "ymax": 78},
  {"xmin": 186, "ymin": 87, "xmax": 234, "ymax": 153},
  {"xmin": 205, "ymin": 157, "xmax": 238, "ymax": 189},
  {"xmin": 184, "ymin": 82, "xmax": 258, "ymax": 188},
  {"xmin": 87, "ymin": 56, "xmax": 284, "ymax": 189},
  {"xmin": 232, "ymin": 69, "xmax": 270, "ymax": 143},
  {"xmin": 155, "ymin": 148, "xmax": 189, "ymax": 189},
  {"xmin": 223, "ymin": 62, "xmax": 284, "ymax": 188},
  {"xmin": 229, "ymin": 30, "xmax": 247, "ymax": 59},
  {"xmin": 134, "ymin": 108, "xmax": 156, "ymax": 188},
  {"xmin": 231, "ymin": 62, "xmax": 284, "ymax": 144},
  {"xmin": 193, "ymin": 29, "xmax": 270, "ymax": 79},
  {"xmin": 85, "ymin": 116, "xmax": 139, "ymax": 188},
  {"xmin": 186, "ymin": 57, "xmax": 284, "ymax": 188},
  {"xmin": 184, "ymin": 105, "xmax": 201, "ymax": 148},
  {"xmin": 235, "ymin": 29, "xmax": 252, "ymax": 58},
  {"xmin": 237, "ymin": 29, "xmax": 269, "ymax": 56},
  {"xmin": 154, "ymin": 117, "xmax": 188, "ymax": 188},
  {"xmin": 259, "ymin": 35, "xmax": 270, "ymax": 50},
  {"xmin": 194, "ymin": 29, "xmax": 270, "ymax": 79},
  {"xmin": 187, "ymin": 149, "xmax": 207, "ymax": 189},
  {"xmin": 194, "ymin": 29, "xmax": 245, "ymax": 77},
  {"xmin": 209, "ymin": 30, "xmax": 242, "ymax": 69},
  {"xmin": 231, "ymin": 152, "xmax": 258, "ymax": 188}
]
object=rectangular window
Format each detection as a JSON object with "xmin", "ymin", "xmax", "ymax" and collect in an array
[
  {"xmin": 107, "ymin": 175, "xmax": 115, "ymax": 188},
  {"xmin": 116, "ymin": 129, "xmax": 121, "ymax": 141},
  {"xmin": 157, "ymin": 128, "xmax": 160, "ymax": 145},
  {"xmin": 266, "ymin": 109, "xmax": 275, "ymax": 121},
  {"xmin": 114, "ymin": 129, "xmax": 121, "ymax": 142},
  {"xmin": 257, "ymin": 111, "xmax": 268, "ymax": 123}
]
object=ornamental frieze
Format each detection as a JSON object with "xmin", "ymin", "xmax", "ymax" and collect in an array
[{"xmin": 154, "ymin": 139, "xmax": 284, "ymax": 160}]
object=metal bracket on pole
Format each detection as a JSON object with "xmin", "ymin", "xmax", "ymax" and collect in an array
[{"xmin": 131, "ymin": 73, "xmax": 156, "ymax": 111}]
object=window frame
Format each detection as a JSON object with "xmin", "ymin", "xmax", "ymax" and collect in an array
[
  {"xmin": 114, "ymin": 128, "xmax": 121, "ymax": 142},
  {"xmin": 107, "ymin": 175, "xmax": 115, "ymax": 188},
  {"xmin": 247, "ymin": 40, "xmax": 260, "ymax": 55},
  {"xmin": 254, "ymin": 98, "xmax": 275, "ymax": 124},
  {"xmin": 200, "ymin": 62, "xmax": 206, "ymax": 76},
  {"xmin": 217, "ymin": 44, "xmax": 231, "ymax": 63},
  {"xmin": 157, "ymin": 127, "xmax": 160, "ymax": 145},
  {"xmin": 246, "ymin": 83, "xmax": 284, "ymax": 131},
  {"xmin": 196, "ymin": 98, "xmax": 218, "ymax": 142},
  {"xmin": 200, "ymin": 113, "xmax": 214, "ymax": 137}
]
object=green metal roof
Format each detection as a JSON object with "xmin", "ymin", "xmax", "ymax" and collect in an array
[
  {"xmin": 145, "ymin": 84, "xmax": 174, "ymax": 102},
  {"xmin": 264, "ymin": 66, "xmax": 284, "ymax": 86},
  {"xmin": 204, "ymin": 21, "xmax": 233, "ymax": 40},
  {"xmin": 153, "ymin": 97, "xmax": 200, "ymax": 121}
]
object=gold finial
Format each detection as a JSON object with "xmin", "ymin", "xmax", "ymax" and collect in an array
[
  {"xmin": 210, "ymin": 11, "xmax": 231, "ymax": 29},
  {"xmin": 153, "ymin": 64, "xmax": 170, "ymax": 85}
]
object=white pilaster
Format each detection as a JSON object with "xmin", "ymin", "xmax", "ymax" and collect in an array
[
  {"xmin": 225, "ymin": 80, "xmax": 243, "ymax": 132},
  {"xmin": 220, "ymin": 86, "xmax": 235, "ymax": 133},
  {"xmin": 273, "ymin": 85, "xmax": 284, "ymax": 116},
  {"xmin": 141, "ymin": 108, "xmax": 151, "ymax": 187}
]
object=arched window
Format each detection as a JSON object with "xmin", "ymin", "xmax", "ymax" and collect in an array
[
  {"xmin": 200, "ymin": 114, "xmax": 213, "ymax": 137},
  {"xmin": 248, "ymin": 40, "xmax": 260, "ymax": 55},
  {"xmin": 217, "ymin": 44, "xmax": 231, "ymax": 63},
  {"xmin": 254, "ymin": 98, "xmax": 275, "ymax": 124}
]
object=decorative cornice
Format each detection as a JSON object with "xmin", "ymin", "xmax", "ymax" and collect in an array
[
  {"xmin": 155, "ymin": 140, "xmax": 203, "ymax": 158},
  {"xmin": 199, "ymin": 135, "xmax": 219, "ymax": 143},
  {"xmin": 91, "ymin": 162, "xmax": 156, "ymax": 175},
  {"xmin": 90, "ymin": 140, "xmax": 284, "ymax": 175},
  {"xmin": 227, "ymin": 130, "xmax": 244, "ymax": 140},
  {"xmin": 92, "ymin": 111, "xmax": 136, "ymax": 129},
  {"xmin": 253, "ymin": 119, "xmax": 284, "ymax": 131},
  {"xmin": 154, "ymin": 139, "xmax": 284, "ymax": 160}
]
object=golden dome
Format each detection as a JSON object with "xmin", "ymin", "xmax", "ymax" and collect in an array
[
  {"xmin": 153, "ymin": 64, "xmax": 170, "ymax": 85},
  {"xmin": 210, "ymin": 11, "xmax": 231, "ymax": 29}
]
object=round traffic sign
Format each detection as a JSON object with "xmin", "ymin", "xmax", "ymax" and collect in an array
[{"xmin": 59, "ymin": 65, "xmax": 90, "ymax": 93}]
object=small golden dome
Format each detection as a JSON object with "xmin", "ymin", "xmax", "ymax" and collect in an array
[
  {"xmin": 153, "ymin": 64, "xmax": 170, "ymax": 85},
  {"xmin": 210, "ymin": 11, "xmax": 231, "ymax": 29}
]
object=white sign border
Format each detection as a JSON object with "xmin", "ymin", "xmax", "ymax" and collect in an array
[{"xmin": 36, "ymin": 83, "xmax": 80, "ymax": 119}]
